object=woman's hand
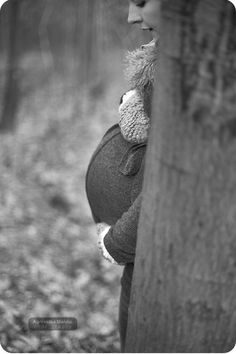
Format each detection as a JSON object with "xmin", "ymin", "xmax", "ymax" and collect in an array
[
  {"xmin": 96, "ymin": 222, "xmax": 111, "ymax": 238},
  {"xmin": 96, "ymin": 223, "xmax": 119, "ymax": 265}
]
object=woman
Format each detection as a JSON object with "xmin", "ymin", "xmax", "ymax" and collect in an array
[{"xmin": 86, "ymin": 0, "xmax": 159, "ymax": 351}]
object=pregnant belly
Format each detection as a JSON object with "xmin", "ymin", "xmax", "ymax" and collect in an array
[{"xmin": 86, "ymin": 134, "xmax": 135, "ymax": 224}]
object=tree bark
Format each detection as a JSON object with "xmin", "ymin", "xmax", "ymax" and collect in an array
[
  {"xmin": 125, "ymin": 0, "xmax": 236, "ymax": 352},
  {"xmin": 0, "ymin": 0, "xmax": 19, "ymax": 132}
]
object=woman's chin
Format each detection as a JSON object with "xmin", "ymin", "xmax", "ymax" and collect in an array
[{"xmin": 141, "ymin": 38, "xmax": 157, "ymax": 49}]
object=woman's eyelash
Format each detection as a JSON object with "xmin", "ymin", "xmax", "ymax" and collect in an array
[{"xmin": 136, "ymin": 1, "xmax": 146, "ymax": 8}]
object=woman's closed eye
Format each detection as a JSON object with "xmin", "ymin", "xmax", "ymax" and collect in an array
[
  {"xmin": 137, "ymin": 1, "xmax": 146, "ymax": 8},
  {"xmin": 132, "ymin": 0, "xmax": 146, "ymax": 8}
]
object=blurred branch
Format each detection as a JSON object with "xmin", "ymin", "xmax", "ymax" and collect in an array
[{"xmin": 38, "ymin": 0, "xmax": 54, "ymax": 70}]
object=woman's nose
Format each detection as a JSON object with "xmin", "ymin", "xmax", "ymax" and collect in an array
[{"xmin": 127, "ymin": 3, "xmax": 142, "ymax": 24}]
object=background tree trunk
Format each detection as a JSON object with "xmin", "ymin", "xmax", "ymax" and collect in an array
[
  {"xmin": 0, "ymin": 0, "xmax": 19, "ymax": 132},
  {"xmin": 125, "ymin": 0, "xmax": 236, "ymax": 352},
  {"xmin": 79, "ymin": 0, "xmax": 97, "ymax": 86}
]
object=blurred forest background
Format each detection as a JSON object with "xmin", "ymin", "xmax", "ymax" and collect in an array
[{"xmin": 0, "ymin": 0, "xmax": 152, "ymax": 352}]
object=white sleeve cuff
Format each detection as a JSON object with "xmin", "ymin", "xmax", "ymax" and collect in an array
[{"xmin": 97, "ymin": 224, "xmax": 119, "ymax": 265}]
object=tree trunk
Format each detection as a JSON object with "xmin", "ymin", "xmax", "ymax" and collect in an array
[
  {"xmin": 78, "ymin": 0, "xmax": 97, "ymax": 86},
  {"xmin": 125, "ymin": 0, "xmax": 236, "ymax": 352},
  {"xmin": 0, "ymin": 0, "xmax": 19, "ymax": 132}
]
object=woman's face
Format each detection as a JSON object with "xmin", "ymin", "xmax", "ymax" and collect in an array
[{"xmin": 127, "ymin": 0, "xmax": 160, "ymax": 40}]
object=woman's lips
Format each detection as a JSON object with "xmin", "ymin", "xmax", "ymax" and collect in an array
[
  {"xmin": 142, "ymin": 27, "xmax": 158, "ymax": 39},
  {"xmin": 141, "ymin": 26, "xmax": 158, "ymax": 49}
]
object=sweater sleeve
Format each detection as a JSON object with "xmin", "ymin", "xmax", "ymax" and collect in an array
[{"xmin": 103, "ymin": 194, "xmax": 142, "ymax": 264}]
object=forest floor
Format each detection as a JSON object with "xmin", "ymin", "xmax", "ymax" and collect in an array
[{"xmin": 0, "ymin": 52, "xmax": 126, "ymax": 353}]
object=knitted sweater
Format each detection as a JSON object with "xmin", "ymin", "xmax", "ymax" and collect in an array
[
  {"xmin": 86, "ymin": 124, "xmax": 146, "ymax": 265},
  {"xmin": 86, "ymin": 123, "xmax": 146, "ymax": 292}
]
